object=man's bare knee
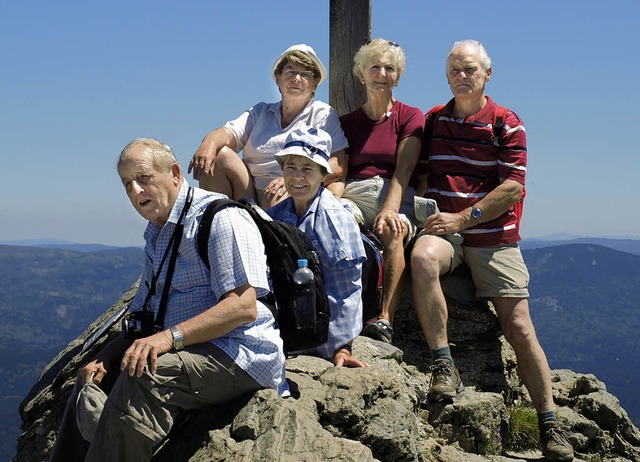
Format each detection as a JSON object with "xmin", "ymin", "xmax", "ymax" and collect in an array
[{"xmin": 411, "ymin": 238, "xmax": 446, "ymax": 279}]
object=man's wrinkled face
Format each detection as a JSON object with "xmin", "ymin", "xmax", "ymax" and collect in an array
[
  {"xmin": 446, "ymin": 45, "xmax": 491, "ymax": 99},
  {"xmin": 118, "ymin": 145, "xmax": 181, "ymax": 227}
]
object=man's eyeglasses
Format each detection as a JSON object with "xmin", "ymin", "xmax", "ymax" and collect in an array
[{"xmin": 281, "ymin": 70, "xmax": 316, "ymax": 81}]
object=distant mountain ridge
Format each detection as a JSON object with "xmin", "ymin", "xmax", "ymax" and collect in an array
[
  {"xmin": 522, "ymin": 243, "xmax": 640, "ymax": 426},
  {"xmin": 0, "ymin": 239, "xmax": 141, "ymax": 253},
  {"xmin": 0, "ymin": 244, "xmax": 144, "ymax": 345},
  {"xmin": 521, "ymin": 236, "xmax": 640, "ymax": 255},
  {"xmin": 1, "ymin": 239, "xmax": 639, "ymax": 460},
  {"xmin": 0, "ymin": 244, "xmax": 144, "ymax": 461},
  {"xmin": 7, "ymin": 235, "xmax": 639, "ymax": 254},
  {"xmin": 14, "ymin": 243, "xmax": 640, "ymax": 462}
]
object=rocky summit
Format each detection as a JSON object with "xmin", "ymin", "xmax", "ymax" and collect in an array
[{"xmin": 14, "ymin": 268, "xmax": 640, "ymax": 461}]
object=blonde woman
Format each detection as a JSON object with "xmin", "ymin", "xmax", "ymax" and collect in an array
[{"xmin": 333, "ymin": 38, "xmax": 424, "ymax": 343}]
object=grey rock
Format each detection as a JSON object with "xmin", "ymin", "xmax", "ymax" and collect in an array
[{"xmin": 13, "ymin": 271, "xmax": 640, "ymax": 462}]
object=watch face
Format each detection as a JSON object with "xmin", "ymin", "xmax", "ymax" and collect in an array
[
  {"xmin": 171, "ymin": 327, "xmax": 184, "ymax": 349},
  {"xmin": 472, "ymin": 206, "xmax": 482, "ymax": 218}
]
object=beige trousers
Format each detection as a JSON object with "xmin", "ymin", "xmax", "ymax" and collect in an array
[{"xmin": 50, "ymin": 342, "xmax": 262, "ymax": 462}]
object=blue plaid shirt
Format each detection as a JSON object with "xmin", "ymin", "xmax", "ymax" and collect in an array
[
  {"xmin": 129, "ymin": 180, "xmax": 289, "ymax": 395},
  {"xmin": 268, "ymin": 187, "xmax": 366, "ymax": 359}
]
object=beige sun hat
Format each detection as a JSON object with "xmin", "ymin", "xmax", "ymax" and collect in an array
[
  {"xmin": 272, "ymin": 44, "xmax": 327, "ymax": 85},
  {"xmin": 275, "ymin": 127, "xmax": 333, "ymax": 174}
]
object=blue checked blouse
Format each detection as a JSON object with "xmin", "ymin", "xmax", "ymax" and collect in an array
[{"xmin": 268, "ymin": 187, "xmax": 366, "ymax": 359}]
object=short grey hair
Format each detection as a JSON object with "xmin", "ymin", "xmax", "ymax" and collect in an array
[
  {"xmin": 118, "ymin": 138, "xmax": 177, "ymax": 172},
  {"xmin": 448, "ymin": 40, "xmax": 492, "ymax": 72}
]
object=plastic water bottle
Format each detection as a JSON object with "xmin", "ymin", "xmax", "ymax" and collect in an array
[{"xmin": 292, "ymin": 259, "xmax": 316, "ymax": 329}]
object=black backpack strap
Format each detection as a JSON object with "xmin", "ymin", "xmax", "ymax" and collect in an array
[
  {"xmin": 196, "ymin": 197, "xmax": 276, "ymax": 310},
  {"xmin": 424, "ymin": 104, "xmax": 446, "ymax": 142},
  {"xmin": 154, "ymin": 187, "xmax": 194, "ymax": 330},
  {"xmin": 197, "ymin": 198, "xmax": 242, "ymax": 270},
  {"xmin": 492, "ymin": 105, "xmax": 508, "ymax": 147},
  {"xmin": 155, "ymin": 222, "xmax": 185, "ymax": 330}
]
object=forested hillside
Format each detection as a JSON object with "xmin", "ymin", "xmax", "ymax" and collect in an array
[
  {"xmin": 2, "ymin": 241, "xmax": 639, "ymax": 460},
  {"xmin": 524, "ymin": 243, "xmax": 640, "ymax": 424},
  {"xmin": 0, "ymin": 245, "xmax": 144, "ymax": 461}
]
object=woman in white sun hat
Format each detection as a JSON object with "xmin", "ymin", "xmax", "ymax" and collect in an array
[
  {"xmin": 268, "ymin": 127, "xmax": 368, "ymax": 368},
  {"xmin": 189, "ymin": 44, "xmax": 348, "ymax": 210}
]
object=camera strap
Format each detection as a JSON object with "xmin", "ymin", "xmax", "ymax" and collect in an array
[{"xmin": 139, "ymin": 187, "xmax": 194, "ymax": 331}]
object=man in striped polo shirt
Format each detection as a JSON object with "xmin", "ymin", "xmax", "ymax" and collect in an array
[{"xmin": 410, "ymin": 40, "xmax": 573, "ymax": 461}]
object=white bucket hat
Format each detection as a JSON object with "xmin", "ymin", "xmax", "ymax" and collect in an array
[
  {"xmin": 275, "ymin": 127, "xmax": 333, "ymax": 174},
  {"xmin": 272, "ymin": 44, "xmax": 327, "ymax": 85}
]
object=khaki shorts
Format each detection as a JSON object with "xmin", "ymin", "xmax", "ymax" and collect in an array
[
  {"xmin": 340, "ymin": 176, "xmax": 417, "ymax": 242},
  {"xmin": 415, "ymin": 233, "xmax": 529, "ymax": 299},
  {"xmin": 414, "ymin": 230, "xmax": 465, "ymax": 271},
  {"xmin": 463, "ymin": 244, "xmax": 530, "ymax": 298}
]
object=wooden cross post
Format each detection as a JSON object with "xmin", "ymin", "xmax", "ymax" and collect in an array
[{"xmin": 329, "ymin": 0, "xmax": 371, "ymax": 116}]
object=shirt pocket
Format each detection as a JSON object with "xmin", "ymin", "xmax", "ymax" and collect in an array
[{"xmin": 311, "ymin": 238, "xmax": 356, "ymax": 271}]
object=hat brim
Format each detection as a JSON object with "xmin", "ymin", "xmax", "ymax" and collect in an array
[
  {"xmin": 275, "ymin": 148, "xmax": 332, "ymax": 174},
  {"xmin": 272, "ymin": 44, "xmax": 327, "ymax": 85}
]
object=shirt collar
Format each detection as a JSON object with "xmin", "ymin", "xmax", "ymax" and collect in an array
[
  {"xmin": 444, "ymin": 95, "xmax": 496, "ymax": 123},
  {"xmin": 166, "ymin": 179, "xmax": 190, "ymax": 225},
  {"xmin": 142, "ymin": 179, "xmax": 189, "ymax": 242},
  {"xmin": 268, "ymin": 98, "xmax": 316, "ymax": 120},
  {"xmin": 467, "ymin": 95, "xmax": 495, "ymax": 123},
  {"xmin": 275, "ymin": 185, "xmax": 324, "ymax": 226},
  {"xmin": 295, "ymin": 186, "xmax": 323, "ymax": 225}
]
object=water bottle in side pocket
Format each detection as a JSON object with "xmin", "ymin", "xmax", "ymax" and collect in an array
[{"xmin": 292, "ymin": 259, "xmax": 316, "ymax": 329}]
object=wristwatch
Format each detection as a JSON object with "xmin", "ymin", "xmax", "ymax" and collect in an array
[
  {"xmin": 471, "ymin": 205, "xmax": 483, "ymax": 224},
  {"xmin": 170, "ymin": 326, "xmax": 184, "ymax": 351}
]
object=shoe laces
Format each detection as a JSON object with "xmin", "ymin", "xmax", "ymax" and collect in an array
[{"xmin": 429, "ymin": 360, "xmax": 454, "ymax": 384}]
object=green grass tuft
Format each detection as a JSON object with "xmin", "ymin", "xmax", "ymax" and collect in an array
[{"xmin": 503, "ymin": 405, "xmax": 539, "ymax": 452}]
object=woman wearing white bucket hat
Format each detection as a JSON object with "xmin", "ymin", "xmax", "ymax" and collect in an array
[
  {"xmin": 189, "ymin": 44, "xmax": 348, "ymax": 210},
  {"xmin": 269, "ymin": 127, "xmax": 368, "ymax": 367}
]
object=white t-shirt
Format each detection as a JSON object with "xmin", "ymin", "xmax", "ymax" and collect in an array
[{"xmin": 225, "ymin": 99, "xmax": 348, "ymax": 189}]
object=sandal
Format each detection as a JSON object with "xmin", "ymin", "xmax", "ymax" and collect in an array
[{"xmin": 361, "ymin": 318, "xmax": 393, "ymax": 344}]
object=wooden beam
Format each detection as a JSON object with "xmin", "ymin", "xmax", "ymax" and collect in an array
[{"xmin": 329, "ymin": 0, "xmax": 371, "ymax": 116}]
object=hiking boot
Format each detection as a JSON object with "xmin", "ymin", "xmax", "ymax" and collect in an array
[
  {"xmin": 361, "ymin": 318, "xmax": 393, "ymax": 343},
  {"xmin": 540, "ymin": 422, "xmax": 574, "ymax": 461},
  {"xmin": 427, "ymin": 359, "xmax": 463, "ymax": 402}
]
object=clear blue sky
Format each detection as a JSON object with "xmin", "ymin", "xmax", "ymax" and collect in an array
[{"xmin": 1, "ymin": 1, "xmax": 638, "ymax": 247}]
